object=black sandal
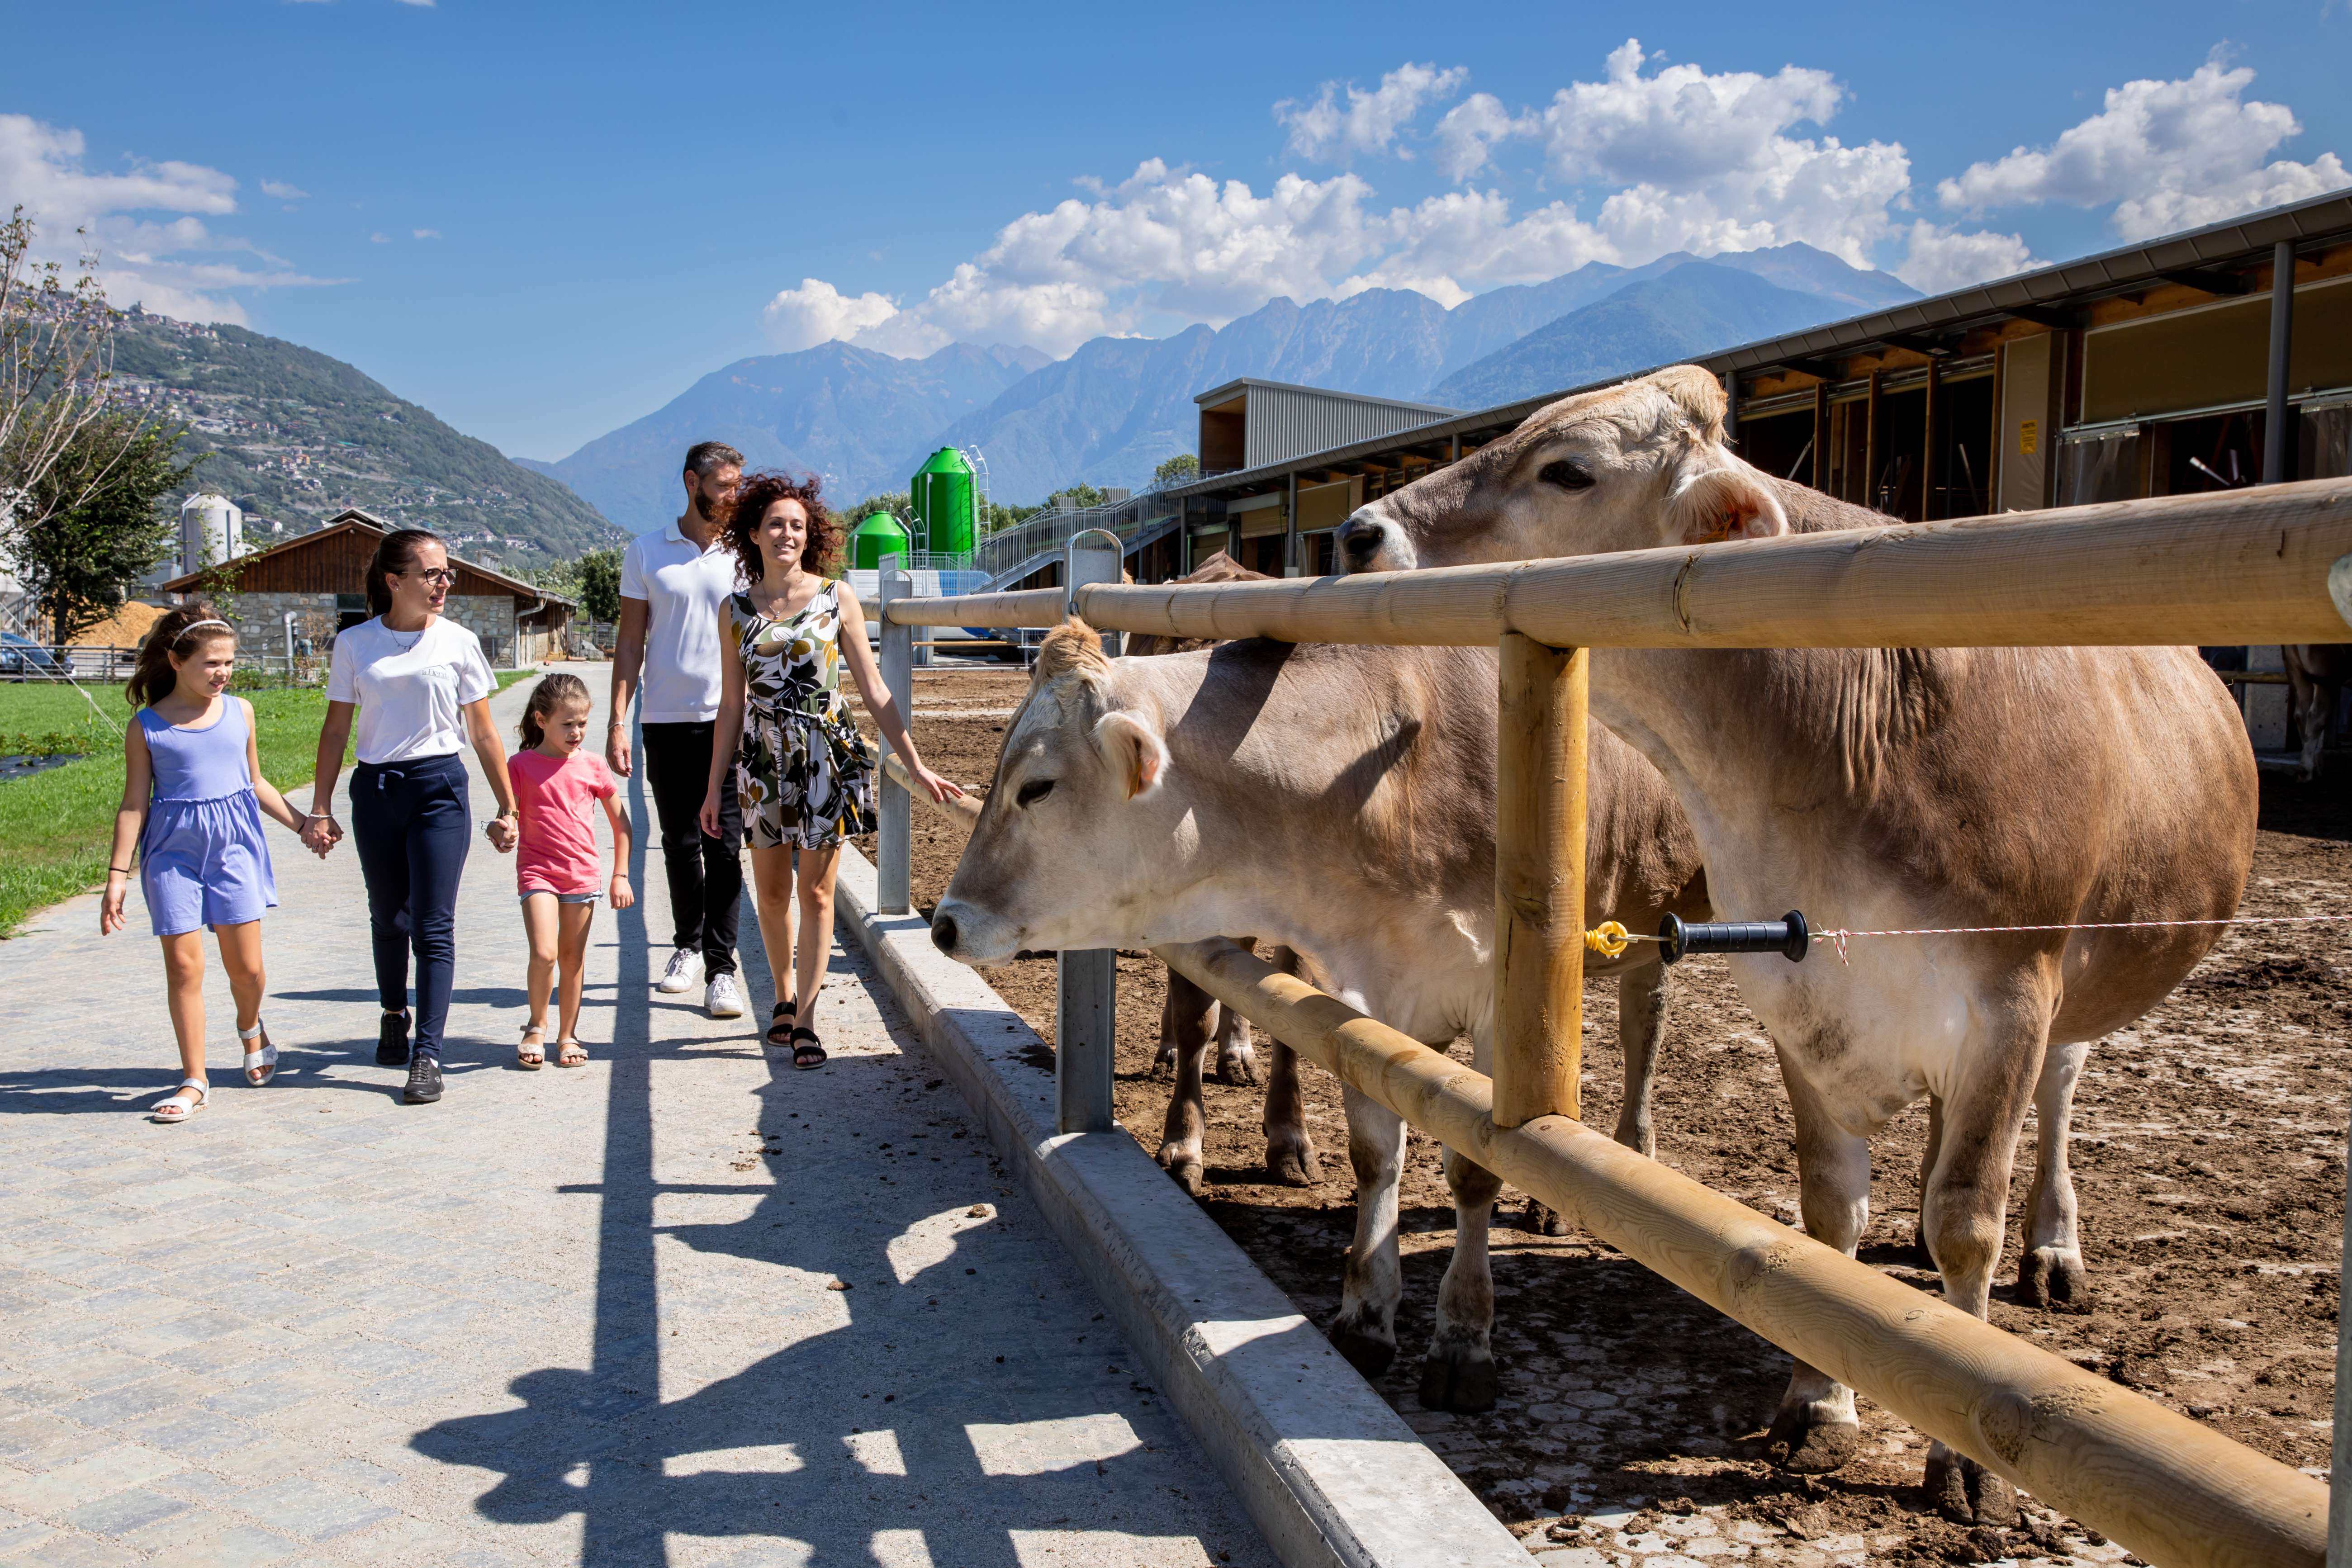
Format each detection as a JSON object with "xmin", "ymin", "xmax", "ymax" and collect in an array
[
  {"xmin": 790, "ymin": 1026, "xmax": 826, "ymax": 1071},
  {"xmin": 766, "ymin": 999, "xmax": 797, "ymax": 1047}
]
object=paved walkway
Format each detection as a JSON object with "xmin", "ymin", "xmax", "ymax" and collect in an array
[{"xmin": 0, "ymin": 673, "xmax": 1273, "ymax": 1568}]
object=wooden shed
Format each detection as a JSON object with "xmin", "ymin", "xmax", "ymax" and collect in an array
[{"xmin": 159, "ymin": 508, "xmax": 573, "ymax": 668}]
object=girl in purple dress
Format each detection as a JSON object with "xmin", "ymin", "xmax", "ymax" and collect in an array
[{"xmin": 101, "ymin": 603, "xmax": 317, "ymax": 1122}]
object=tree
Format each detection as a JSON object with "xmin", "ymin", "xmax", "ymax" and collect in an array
[
  {"xmin": 841, "ymin": 490, "xmax": 909, "ymax": 526},
  {"xmin": 0, "ymin": 208, "xmax": 143, "ymax": 535},
  {"xmin": 1048, "ymin": 482, "xmax": 1109, "ymax": 510},
  {"xmin": 982, "ymin": 500, "xmax": 1041, "ymax": 533},
  {"xmin": 574, "ymin": 546, "xmax": 621, "ymax": 624},
  {"xmin": 1152, "ymin": 453, "xmax": 1200, "ymax": 488},
  {"xmin": 17, "ymin": 414, "xmax": 194, "ymax": 643}
]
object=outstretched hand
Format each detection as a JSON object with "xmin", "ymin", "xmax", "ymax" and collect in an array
[{"xmin": 909, "ymin": 763, "xmax": 965, "ymax": 805}]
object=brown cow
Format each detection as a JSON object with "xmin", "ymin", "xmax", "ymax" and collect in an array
[{"xmin": 1334, "ymin": 364, "xmax": 2256, "ymax": 1523}]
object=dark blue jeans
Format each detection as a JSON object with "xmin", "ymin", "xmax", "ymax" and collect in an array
[{"xmin": 351, "ymin": 753, "xmax": 471, "ymax": 1058}]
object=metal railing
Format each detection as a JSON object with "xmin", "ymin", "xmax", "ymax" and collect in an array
[{"xmin": 874, "ymin": 477, "xmax": 2352, "ymax": 1568}]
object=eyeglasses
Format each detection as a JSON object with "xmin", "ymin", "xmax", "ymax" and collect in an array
[{"xmin": 397, "ymin": 568, "xmax": 457, "ymax": 586}]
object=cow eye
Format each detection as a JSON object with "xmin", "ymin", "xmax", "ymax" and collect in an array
[
  {"xmin": 1016, "ymin": 779, "xmax": 1055, "ymax": 808},
  {"xmin": 1538, "ymin": 459, "xmax": 1594, "ymax": 492}
]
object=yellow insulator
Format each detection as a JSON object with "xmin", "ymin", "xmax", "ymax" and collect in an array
[{"xmin": 1584, "ymin": 921, "xmax": 1631, "ymax": 959}]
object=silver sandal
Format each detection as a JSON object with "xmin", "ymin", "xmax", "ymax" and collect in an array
[{"xmin": 241, "ymin": 1019, "xmax": 277, "ymax": 1086}]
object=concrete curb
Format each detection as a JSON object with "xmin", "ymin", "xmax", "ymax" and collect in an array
[{"xmin": 833, "ymin": 846, "xmax": 1531, "ymax": 1568}]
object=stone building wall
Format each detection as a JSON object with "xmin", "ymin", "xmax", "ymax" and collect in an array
[{"xmin": 218, "ymin": 592, "xmax": 522, "ymax": 669}]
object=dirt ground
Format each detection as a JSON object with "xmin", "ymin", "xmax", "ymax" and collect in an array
[{"xmin": 853, "ymin": 666, "xmax": 2350, "ymax": 1563}]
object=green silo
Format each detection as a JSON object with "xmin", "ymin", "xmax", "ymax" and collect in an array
[
  {"xmin": 911, "ymin": 447, "xmax": 977, "ymax": 557},
  {"xmin": 849, "ymin": 511, "xmax": 910, "ymax": 570}
]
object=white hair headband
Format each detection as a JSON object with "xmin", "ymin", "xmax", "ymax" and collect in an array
[{"xmin": 175, "ymin": 619, "xmax": 234, "ymax": 640}]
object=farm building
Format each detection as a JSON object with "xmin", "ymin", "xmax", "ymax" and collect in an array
[{"xmin": 157, "ymin": 508, "xmax": 573, "ymax": 668}]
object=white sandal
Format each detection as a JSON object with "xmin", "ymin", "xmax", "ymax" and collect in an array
[
  {"xmin": 152, "ymin": 1079, "xmax": 208, "ymax": 1123},
  {"xmin": 241, "ymin": 1019, "xmax": 277, "ymax": 1086}
]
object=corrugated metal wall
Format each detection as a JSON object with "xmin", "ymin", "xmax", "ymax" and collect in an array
[{"xmin": 1242, "ymin": 386, "xmax": 1454, "ymax": 471}]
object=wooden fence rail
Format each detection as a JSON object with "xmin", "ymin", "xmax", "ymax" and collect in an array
[{"xmin": 873, "ymin": 478, "xmax": 2352, "ymax": 1568}]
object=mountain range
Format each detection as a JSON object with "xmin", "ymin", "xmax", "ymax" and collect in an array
[
  {"xmin": 533, "ymin": 243, "xmax": 1917, "ymax": 523},
  {"xmin": 108, "ymin": 313, "xmax": 620, "ymax": 564}
]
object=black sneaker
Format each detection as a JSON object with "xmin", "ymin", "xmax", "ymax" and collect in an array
[
  {"xmin": 377, "ymin": 1011, "xmax": 412, "ymax": 1067},
  {"xmin": 402, "ymin": 1053, "xmax": 443, "ymax": 1104}
]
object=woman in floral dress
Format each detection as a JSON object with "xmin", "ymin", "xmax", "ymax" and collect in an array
[{"xmin": 701, "ymin": 471, "xmax": 961, "ymax": 1066}]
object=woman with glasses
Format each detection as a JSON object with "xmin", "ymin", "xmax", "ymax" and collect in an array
[{"xmin": 305, "ymin": 529, "xmax": 519, "ymax": 1104}]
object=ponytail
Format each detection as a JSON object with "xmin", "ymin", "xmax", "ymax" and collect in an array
[
  {"xmin": 127, "ymin": 602, "xmax": 237, "ymax": 709},
  {"xmin": 365, "ymin": 528, "xmax": 443, "ymax": 617},
  {"xmin": 518, "ymin": 672, "xmax": 589, "ymax": 751}
]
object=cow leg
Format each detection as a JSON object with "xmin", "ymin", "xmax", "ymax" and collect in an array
[
  {"xmin": 2019, "ymin": 1038, "xmax": 2091, "ymax": 1309},
  {"xmin": 1263, "ymin": 1039, "xmax": 1321, "ymax": 1186},
  {"xmin": 1213, "ymin": 994, "xmax": 1259, "ymax": 1085},
  {"xmin": 2292, "ymin": 668, "xmax": 2332, "ymax": 782},
  {"xmin": 1156, "ymin": 971, "xmax": 1218, "ymax": 1195},
  {"xmin": 1911, "ymin": 1095, "xmax": 1944, "ymax": 1264},
  {"xmin": 1919, "ymin": 1000, "xmax": 2045, "ymax": 1528},
  {"xmin": 1328, "ymin": 1087, "xmax": 1407, "ymax": 1377},
  {"xmin": 1763, "ymin": 1056, "xmax": 1868, "ymax": 1474},
  {"xmin": 1421, "ymin": 1146, "xmax": 1506, "ymax": 1412},
  {"xmin": 1613, "ymin": 961, "xmax": 1668, "ymax": 1157},
  {"xmin": 1150, "ymin": 968, "xmax": 1188, "ymax": 1078}
]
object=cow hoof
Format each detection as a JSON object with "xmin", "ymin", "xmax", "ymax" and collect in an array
[
  {"xmin": 1417, "ymin": 1341, "xmax": 1499, "ymax": 1413},
  {"xmin": 1327, "ymin": 1319, "xmax": 1396, "ymax": 1378},
  {"xmin": 1155, "ymin": 1146, "xmax": 1204, "ymax": 1195},
  {"xmin": 1926, "ymin": 1445, "xmax": 2019, "ymax": 1526},
  {"xmin": 1150, "ymin": 1044, "xmax": 1176, "ymax": 1080},
  {"xmin": 1216, "ymin": 1052, "xmax": 1260, "ymax": 1087},
  {"xmin": 1522, "ymin": 1199, "xmax": 1570, "ymax": 1237},
  {"xmin": 2019, "ymin": 1246, "xmax": 2088, "ymax": 1310},
  {"xmin": 1763, "ymin": 1409, "xmax": 1860, "ymax": 1474},
  {"xmin": 1267, "ymin": 1144, "xmax": 1321, "ymax": 1187}
]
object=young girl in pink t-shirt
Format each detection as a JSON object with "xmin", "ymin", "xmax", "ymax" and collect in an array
[{"xmin": 509, "ymin": 674, "xmax": 633, "ymax": 1066}]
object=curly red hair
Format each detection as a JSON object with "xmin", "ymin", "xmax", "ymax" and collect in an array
[{"xmin": 723, "ymin": 470, "xmax": 838, "ymax": 580}]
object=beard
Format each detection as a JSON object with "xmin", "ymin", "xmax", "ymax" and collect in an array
[{"xmin": 694, "ymin": 488, "xmax": 723, "ymax": 523}]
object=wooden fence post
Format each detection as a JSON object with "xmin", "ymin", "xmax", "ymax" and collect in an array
[
  {"xmin": 1492, "ymin": 633, "xmax": 1587, "ymax": 1129},
  {"xmin": 876, "ymin": 563, "xmax": 913, "ymax": 917}
]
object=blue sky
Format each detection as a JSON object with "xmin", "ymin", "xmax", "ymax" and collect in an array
[{"xmin": 4, "ymin": 1, "xmax": 2346, "ymax": 460}]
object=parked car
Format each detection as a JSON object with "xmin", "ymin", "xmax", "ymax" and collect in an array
[{"xmin": 0, "ymin": 634, "xmax": 61, "ymax": 679}]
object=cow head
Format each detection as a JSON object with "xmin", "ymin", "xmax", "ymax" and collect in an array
[
  {"xmin": 1335, "ymin": 365, "xmax": 1786, "ymax": 571},
  {"xmin": 931, "ymin": 620, "xmax": 1183, "ymax": 966}
]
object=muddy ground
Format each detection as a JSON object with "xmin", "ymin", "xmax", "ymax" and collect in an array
[{"xmin": 852, "ymin": 667, "xmax": 2349, "ymax": 1563}]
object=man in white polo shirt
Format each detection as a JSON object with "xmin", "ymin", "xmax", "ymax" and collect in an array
[{"xmin": 608, "ymin": 441, "xmax": 747, "ymax": 1018}]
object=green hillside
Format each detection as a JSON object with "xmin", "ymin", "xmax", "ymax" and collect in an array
[{"xmin": 106, "ymin": 312, "xmax": 621, "ymax": 565}]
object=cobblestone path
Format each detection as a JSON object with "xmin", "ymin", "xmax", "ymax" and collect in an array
[{"xmin": 0, "ymin": 673, "xmax": 1271, "ymax": 1568}]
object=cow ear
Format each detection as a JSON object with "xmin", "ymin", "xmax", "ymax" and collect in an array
[
  {"xmin": 1094, "ymin": 710, "xmax": 1169, "ymax": 801},
  {"xmin": 1668, "ymin": 461, "xmax": 1786, "ymax": 546}
]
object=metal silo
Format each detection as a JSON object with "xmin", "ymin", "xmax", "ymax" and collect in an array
[
  {"xmin": 849, "ymin": 511, "xmax": 910, "ymax": 570},
  {"xmin": 910, "ymin": 448, "xmax": 976, "ymax": 559},
  {"xmin": 178, "ymin": 494, "xmax": 244, "ymax": 576}
]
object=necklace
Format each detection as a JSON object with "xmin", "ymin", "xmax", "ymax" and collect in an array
[{"xmin": 384, "ymin": 618, "xmax": 429, "ymax": 652}]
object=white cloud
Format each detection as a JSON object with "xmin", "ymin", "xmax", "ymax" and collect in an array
[
  {"xmin": 1938, "ymin": 52, "xmax": 2350, "ymax": 239},
  {"xmin": 1894, "ymin": 221, "xmax": 2039, "ymax": 294},
  {"xmin": 0, "ymin": 113, "xmax": 334, "ymax": 323},
  {"xmin": 369, "ymin": 232, "xmax": 390, "ymax": 243},
  {"xmin": 412, "ymin": 227, "xmax": 440, "ymax": 239},
  {"xmin": 760, "ymin": 277, "xmax": 903, "ymax": 352},
  {"xmin": 1277, "ymin": 63, "xmax": 1467, "ymax": 163},
  {"xmin": 1433, "ymin": 93, "xmax": 1532, "ymax": 182},
  {"xmin": 261, "ymin": 179, "xmax": 307, "ymax": 201}
]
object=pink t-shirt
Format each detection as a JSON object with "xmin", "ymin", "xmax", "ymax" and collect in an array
[{"xmin": 509, "ymin": 749, "xmax": 618, "ymax": 895}]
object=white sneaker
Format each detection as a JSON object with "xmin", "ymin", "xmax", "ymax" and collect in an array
[
  {"xmin": 705, "ymin": 972, "xmax": 745, "ymax": 1019},
  {"xmin": 657, "ymin": 949, "xmax": 703, "ymax": 994}
]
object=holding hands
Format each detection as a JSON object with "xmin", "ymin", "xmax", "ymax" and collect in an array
[
  {"xmin": 484, "ymin": 811, "xmax": 519, "ymax": 854},
  {"xmin": 300, "ymin": 811, "xmax": 342, "ymax": 859}
]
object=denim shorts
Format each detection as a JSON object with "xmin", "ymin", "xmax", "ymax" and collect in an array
[{"xmin": 519, "ymin": 889, "xmax": 600, "ymax": 905}]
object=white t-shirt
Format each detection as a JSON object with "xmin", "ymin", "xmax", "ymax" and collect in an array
[
  {"xmin": 327, "ymin": 616, "xmax": 497, "ymax": 765},
  {"xmin": 618, "ymin": 519, "xmax": 741, "ymax": 723}
]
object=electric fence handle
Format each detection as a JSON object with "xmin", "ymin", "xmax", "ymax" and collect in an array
[{"xmin": 1657, "ymin": 910, "xmax": 1811, "ymax": 965}]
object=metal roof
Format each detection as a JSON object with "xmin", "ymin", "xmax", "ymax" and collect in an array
[
  {"xmin": 159, "ymin": 507, "xmax": 575, "ymax": 606},
  {"xmin": 1167, "ymin": 187, "xmax": 2352, "ymax": 500},
  {"xmin": 1192, "ymin": 376, "xmax": 1460, "ymax": 415}
]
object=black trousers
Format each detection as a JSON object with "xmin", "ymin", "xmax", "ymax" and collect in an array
[
  {"xmin": 640, "ymin": 720, "xmax": 742, "ymax": 975},
  {"xmin": 351, "ymin": 753, "xmax": 470, "ymax": 1058}
]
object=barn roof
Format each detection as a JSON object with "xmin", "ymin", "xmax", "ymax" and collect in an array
[{"xmin": 158, "ymin": 509, "xmax": 574, "ymax": 606}]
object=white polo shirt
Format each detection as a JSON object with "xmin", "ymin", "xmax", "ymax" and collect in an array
[{"xmin": 618, "ymin": 518, "xmax": 742, "ymax": 723}]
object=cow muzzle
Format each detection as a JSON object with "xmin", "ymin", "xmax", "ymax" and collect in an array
[
  {"xmin": 929, "ymin": 896, "xmax": 1018, "ymax": 966},
  {"xmin": 1336, "ymin": 507, "xmax": 1414, "ymax": 574}
]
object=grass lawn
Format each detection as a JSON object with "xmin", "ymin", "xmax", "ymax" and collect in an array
[{"xmin": 0, "ymin": 669, "xmax": 536, "ymax": 936}]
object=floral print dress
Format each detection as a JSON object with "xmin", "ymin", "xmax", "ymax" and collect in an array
[{"xmin": 729, "ymin": 581, "xmax": 877, "ymax": 850}]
